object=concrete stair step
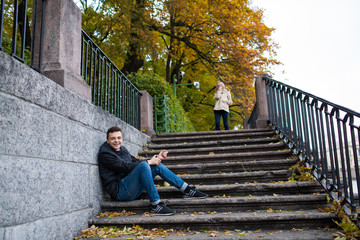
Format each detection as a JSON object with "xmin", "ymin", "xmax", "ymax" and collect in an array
[
  {"xmin": 146, "ymin": 137, "xmax": 279, "ymax": 150},
  {"xmin": 165, "ymin": 158, "xmax": 298, "ymax": 174},
  {"xmin": 151, "ymin": 130, "xmax": 276, "ymax": 144},
  {"xmin": 78, "ymin": 228, "xmax": 337, "ymax": 240},
  {"xmin": 153, "ymin": 128, "xmax": 273, "ymax": 138},
  {"xmin": 140, "ymin": 181, "xmax": 325, "ymax": 199},
  {"xmin": 101, "ymin": 194, "xmax": 330, "ymax": 213},
  {"xmin": 154, "ymin": 150, "xmax": 293, "ymax": 165},
  {"xmin": 140, "ymin": 142, "xmax": 288, "ymax": 157},
  {"xmin": 154, "ymin": 170, "xmax": 294, "ymax": 185},
  {"xmin": 86, "ymin": 129, "xmax": 339, "ymax": 239},
  {"xmin": 89, "ymin": 210, "xmax": 337, "ymax": 231}
]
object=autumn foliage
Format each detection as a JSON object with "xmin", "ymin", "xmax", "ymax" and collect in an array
[{"xmin": 79, "ymin": 0, "xmax": 280, "ymax": 130}]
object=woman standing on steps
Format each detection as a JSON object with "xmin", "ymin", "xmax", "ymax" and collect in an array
[{"xmin": 214, "ymin": 81, "xmax": 232, "ymax": 130}]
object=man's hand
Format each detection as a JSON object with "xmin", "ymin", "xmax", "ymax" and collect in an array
[
  {"xmin": 148, "ymin": 155, "xmax": 162, "ymax": 165},
  {"xmin": 159, "ymin": 150, "xmax": 168, "ymax": 160}
]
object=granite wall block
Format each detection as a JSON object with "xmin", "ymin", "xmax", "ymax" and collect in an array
[
  {"xmin": 2, "ymin": 208, "xmax": 92, "ymax": 240},
  {"xmin": 0, "ymin": 92, "xmax": 63, "ymax": 159},
  {"xmin": 0, "ymin": 155, "xmax": 89, "ymax": 226}
]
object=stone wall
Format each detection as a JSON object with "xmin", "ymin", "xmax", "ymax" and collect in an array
[{"xmin": 0, "ymin": 52, "xmax": 150, "ymax": 239}]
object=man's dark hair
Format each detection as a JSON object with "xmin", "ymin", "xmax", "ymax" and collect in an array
[{"xmin": 107, "ymin": 126, "xmax": 122, "ymax": 139}]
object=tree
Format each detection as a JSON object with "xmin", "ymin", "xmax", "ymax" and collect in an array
[{"xmin": 78, "ymin": 0, "xmax": 280, "ymax": 130}]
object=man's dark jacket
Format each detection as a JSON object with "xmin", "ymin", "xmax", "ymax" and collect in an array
[{"xmin": 98, "ymin": 142, "xmax": 145, "ymax": 199}]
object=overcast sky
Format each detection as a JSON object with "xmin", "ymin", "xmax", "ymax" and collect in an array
[{"xmin": 251, "ymin": 0, "xmax": 360, "ymax": 113}]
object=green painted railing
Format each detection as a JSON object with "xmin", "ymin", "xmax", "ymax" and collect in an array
[{"xmin": 153, "ymin": 95, "xmax": 171, "ymax": 133}]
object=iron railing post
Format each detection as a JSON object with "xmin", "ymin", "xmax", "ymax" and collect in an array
[{"xmin": 0, "ymin": 0, "xmax": 4, "ymax": 51}]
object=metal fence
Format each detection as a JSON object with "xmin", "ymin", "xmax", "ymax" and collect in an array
[
  {"xmin": 263, "ymin": 76, "xmax": 360, "ymax": 217},
  {"xmin": 153, "ymin": 95, "xmax": 171, "ymax": 133},
  {"xmin": 0, "ymin": 0, "xmax": 45, "ymax": 71},
  {"xmin": 81, "ymin": 30, "xmax": 142, "ymax": 129}
]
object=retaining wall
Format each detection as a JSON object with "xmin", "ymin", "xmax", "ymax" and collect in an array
[{"xmin": 0, "ymin": 52, "xmax": 150, "ymax": 239}]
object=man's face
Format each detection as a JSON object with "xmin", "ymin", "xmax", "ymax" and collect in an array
[{"xmin": 107, "ymin": 131, "xmax": 123, "ymax": 151}]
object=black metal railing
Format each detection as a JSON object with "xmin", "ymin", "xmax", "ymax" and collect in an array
[
  {"xmin": 81, "ymin": 30, "xmax": 142, "ymax": 129},
  {"xmin": 0, "ymin": 0, "xmax": 45, "ymax": 71},
  {"xmin": 263, "ymin": 76, "xmax": 360, "ymax": 217}
]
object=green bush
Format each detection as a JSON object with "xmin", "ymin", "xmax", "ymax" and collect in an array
[{"xmin": 128, "ymin": 72, "xmax": 195, "ymax": 133}]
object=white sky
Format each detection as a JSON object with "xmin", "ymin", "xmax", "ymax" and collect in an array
[{"xmin": 252, "ymin": 0, "xmax": 360, "ymax": 113}]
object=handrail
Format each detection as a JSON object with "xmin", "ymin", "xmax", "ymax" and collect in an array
[
  {"xmin": 81, "ymin": 30, "xmax": 142, "ymax": 129},
  {"xmin": 153, "ymin": 95, "xmax": 170, "ymax": 133},
  {"xmin": 263, "ymin": 76, "xmax": 360, "ymax": 217},
  {"xmin": 0, "ymin": 0, "xmax": 45, "ymax": 71}
]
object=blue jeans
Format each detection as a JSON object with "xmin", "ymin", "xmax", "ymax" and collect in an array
[
  {"xmin": 214, "ymin": 110, "xmax": 229, "ymax": 130},
  {"xmin": 116, "ymin": 161, "xmax": 187, "ymax": 204}
]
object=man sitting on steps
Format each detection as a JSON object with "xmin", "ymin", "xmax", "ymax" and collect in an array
[{"xmin": 98, "ymin": 126, "xmax": 208, "ymax": 216}]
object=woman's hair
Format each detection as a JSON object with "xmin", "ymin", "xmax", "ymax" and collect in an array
[
  {"xmin": 216, "ymin": 81, "xmax": 225, "ymax": 89},
  {"xmin": 107, "ymin": 126, "xmax": 122, "ymax": 139}
]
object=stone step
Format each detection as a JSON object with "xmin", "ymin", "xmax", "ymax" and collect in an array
[
  {"xmin": 151, "ymin": 131, "xmax": 276, "ymax": 144},
  {"xmin": 146, "ymin": 137, "xmax": 280, "ymax": 150},
  {"xmin": 139, "ymin": 181, "xmax": 325, "ymax": 199},
  {"xmin": 141, "ymin": 142, "xmax": 288, "ymax": 157},
  {"xmin": 101, "ymin": 194, "xmax": 330, "ymax": 213},
  {"xmin": 87, "ymin": 129, "xmax": 339, "ymax": 239},
  {"xmin": 151, "ymin": 150, "xmax": 293, "ymax": 165},
  {"xmin": 154, "ymin": 170, "xmax": 293, "ymax": 185},
  {"xmin": 154, "ymin": 128, "xmax": 273, "ymax": 138},
  {"xmin": 165, "ymin": 158, "xmax": 298, "ymax": 174},
  {"xmin": 89, "ymin": 210, "xmax": 337, "ymax": 231},
  {"xmin": 78, "ymin": 228, "xmax": 337, "ymax": 240}
]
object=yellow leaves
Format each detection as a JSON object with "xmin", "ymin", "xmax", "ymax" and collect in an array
[
  {"xmin": 97, "ymin": 210, "xmax": 136, "ymax": 219},
  {"xmin": 245, "ymin": 181, "xmax": 258, "ymax": 184},
  {"xmin": 142, "ymin": 212, "xmax": 153, "ymax": 217},
  {"xmin": 75, "ymin": 224, "xmax": 198, "ymax": 239},
  {"xmin": 320, "ymin": 199, "xmax": 360, "ymax": 240},
  {"xmin": 267, "ymin": 230, "xmax": 283, "ymax": 235},
  {"xmin": 75, "ymin": 225, "xmax": 136, "ymax": 239},
  {"xmin": 222, "ymin": 212, "xmax": 232, "ymax": 215},
  {"xmin": 290, "ymin": 228, "xmax": 307, "ymax": 232},
  {"xmin": 213, "ymin": 194, "xmax": 231, "ymax": 198},
  {"xmin": 237, "ymin": 231, "xmax": 248, "ymax": 236},
  {"xmin": 207, "ymin": 211, "xmax": 217, "ymax": 214},
  {"xmin": 201, "ymin": 230, "xmax": 219, "ymax": 237},
  {"xmin": 267, "ymin": 208, "xmax": 274, "ymax": 213},
  {"xmin": 188, "ymin": 211, "xmax": 216, "ymax": 216},
  {"xmin": 195, "ymin": 212, "xmax": 205, "ymax": 215}
]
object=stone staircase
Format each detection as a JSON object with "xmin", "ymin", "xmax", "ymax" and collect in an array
[{"xmin": 88, "ymin": 128, "xmax": 339, "ymax": 239}]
